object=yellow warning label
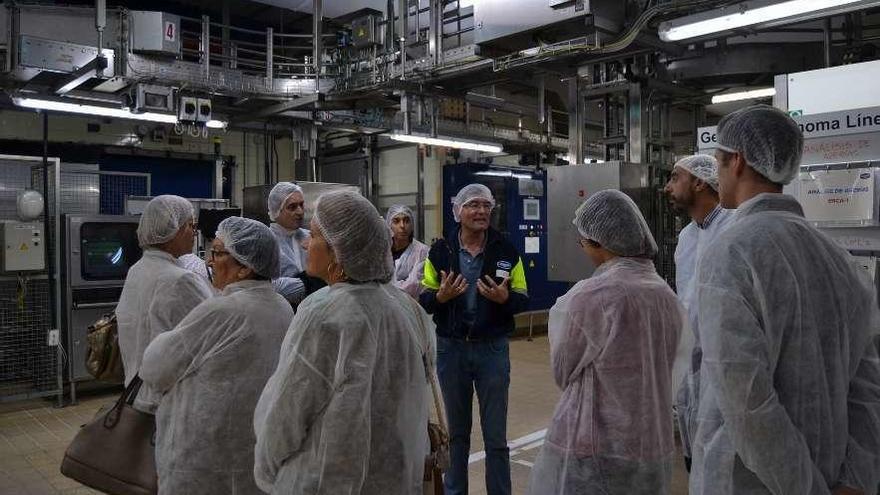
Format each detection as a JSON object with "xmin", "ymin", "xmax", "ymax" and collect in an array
[
  {"xmin": 20, "ymin": 243, "xmax": 28, "ymax": 251},
  {"xmin": 358, "ymin": 29, "xmax": 365, "ymax": 36}
]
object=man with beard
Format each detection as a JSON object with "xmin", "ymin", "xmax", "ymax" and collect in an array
[{"xmin": 663, "ymin": 154, "xmax": 735, "ymax": 472}]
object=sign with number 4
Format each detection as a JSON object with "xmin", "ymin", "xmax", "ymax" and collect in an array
[{"xmin": 165, "ymin": 21, "xmax": 176, "ymax": 42}]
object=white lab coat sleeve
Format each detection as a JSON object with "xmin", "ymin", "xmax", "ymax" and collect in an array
[
  {"xmin": 140, "ymin": 301, "xmax": 244, "ymax": 394},
  {"xmin": 838, "ymin": 333, "xmax": 880, "ymax": 491},
  {"xmin": 395, "ymin": 258, "xmax": 427, "ymax": 298},
  {"xmin": 698, "ymin": 276, "xmax": 831, "ymax": 495},
  {"xmin": 548, "ymin": 285, "xmax": 609, "ymax": 390},
  {"xmin": 148, "ymin": 272, "xmax": 212, "ymax": 338}
]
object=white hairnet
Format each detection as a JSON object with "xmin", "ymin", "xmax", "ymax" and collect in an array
[
  {"xmin": 216, "ymin": 216, "xmax": 280, "ymax": 279},
  {"xmin": 674, "ymin": 155, "xmax": 719, "ymax": 191},
  {"xmin": 313, "ymin": 190, "xmax": 393, "ymax": 283},
  {"xmin": 574, "ymin": 190, "xmax": 658, "ymax": 258},
  {"xmin": 385, "ymin": 204, "xmax": 414, "ymax": 228},
  {"xmin": 137, "ymin": 195, "xmax": 195, "ymax": 247},
  {"xmin": 452, "ymin": 183, "xmax": 495, "ymax": 222},
  {"xmin": 267, "ymin": 182, "xmax": 304, "ymax": 222},
  {"xmin": 716, "ymin": 104, "xmax": 804, "ymax": 185}
]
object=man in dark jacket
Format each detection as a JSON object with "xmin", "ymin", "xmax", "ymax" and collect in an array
[{"xmin": 420, "ymin": 183, "xmax": 529, "ymax": 495}]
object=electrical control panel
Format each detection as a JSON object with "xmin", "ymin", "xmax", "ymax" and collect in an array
[{"xmin": 1, "ymin": 221, "xmax": 45, "ymax": 272}]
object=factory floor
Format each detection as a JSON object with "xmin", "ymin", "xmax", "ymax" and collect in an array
[{"xmin": 0, "ymin": 335, "xmax": 689, "ymax": 495}]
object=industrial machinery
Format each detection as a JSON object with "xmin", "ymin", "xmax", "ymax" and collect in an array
[
  {"xmin": 546, "ymin": 161, "xmax": 677, "ymax": 286},
  {"xmin": 61, "ymin": 214, "xmax": 142, "ymax": 402},
  {"xmin": 443, "ymin": 163, "xmax": 570, "ymax": 311}
]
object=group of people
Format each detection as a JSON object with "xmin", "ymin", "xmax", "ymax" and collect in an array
[
  {"xmin": 529, "ymin": 104, "xmax": 880, "ymax": 495},
  {"xmin": 116, "ymin": 186, "xmax": 441, "ymax": 494},
  {"xmin": 109, "ymin": 103, "xmax": 880, "ymax": 495}
]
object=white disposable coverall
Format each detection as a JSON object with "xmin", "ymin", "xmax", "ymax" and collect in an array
[
  {"xmin": 117, "ymin": 249, "xmax": 213, "ymax": 413},
  {"xmin": 672, "ymin": 207, "xmax": 735, "ymax": 459},
  {"xmin": 253, "ymin": 282, "xmax": 433, "ymax": 495},
  {"xmin": 691, "ymin": 193, "xmax": 880, "ymax": 494},
  {"xmin": 140, "ymin": 279, "xmax": 293, "ymax": 495},
  {"xmin": 393, "ymin": 239, "xmax": 430, "ymax": 298},
  {"xmin": 529, "ymin": 257, "xmax": 683, "ymax": 495},
  {"xmin": 269, "ymin": 223, "xmax": 310, "ymax": 304}
]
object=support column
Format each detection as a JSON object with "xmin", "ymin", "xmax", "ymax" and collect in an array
[
  {"xmin": 313, "ymin": 0, "xmax": 322, "ymax": 94},
  {"xmin": 567, "ymin": 78, "xmax": 583, "ymax": 164},
  {"xmin": 627, "ymin": 82, "xmax": 646, "ymax": 164}
]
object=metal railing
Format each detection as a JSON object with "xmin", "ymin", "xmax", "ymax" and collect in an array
[{"xmin": 175, "ymin": 14, "xmax": 334, "ymax": 80}]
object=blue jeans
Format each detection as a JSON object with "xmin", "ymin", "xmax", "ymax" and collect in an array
[{"xmin": 437, "ymin": 336, "xmax": 511, "ymax": 495}]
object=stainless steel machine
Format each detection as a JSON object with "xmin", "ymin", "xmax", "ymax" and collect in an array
[
  {"xmin": 61, "ymin": 214, "xmax": 142, "ymax": 402},
  {"xmin": 547, "ymin": 161, "xmax": 651, "ymax": 283}
]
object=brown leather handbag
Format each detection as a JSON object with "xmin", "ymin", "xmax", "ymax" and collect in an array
[
  {"xmin": 85, "ymin": 313, "xmax": 125, "ymax": 383},
  {"xmin": 60, "ymin": 376, "xmax": 158, "ymax": 495},
  {"xmin": 424, "ymin": 379, "xmax": 450, "ymax": 495}
]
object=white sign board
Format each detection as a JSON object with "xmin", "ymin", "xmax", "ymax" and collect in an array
[
  {"xmin": 697, "ymin": 106, "xmax": 880, "ymax": 152},
  {"xmin": 801, "ymin": 132, "xmax": 880, "ymax": 165},
  {"xmin": 795, "ymin": 168, "xmax": 877, "ymax": 225},
  {"xmin": 787, "ymin": 60, "xmax": 880, "ymax": 115},
  {"xmin": 164, "ymin": 21, "xmax": 176, "ymax": 42}
]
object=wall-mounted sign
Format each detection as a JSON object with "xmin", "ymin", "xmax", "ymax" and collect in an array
[
  {"xmin": 698, "ymin": 106, "xmax": 880, "ymax": 150},
  {"xmin": 795, "ymin": 168, "xmax": 877, "ymax": 225}
]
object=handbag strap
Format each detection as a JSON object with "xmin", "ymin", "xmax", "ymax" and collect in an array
[
  {"xmin": 104, "ymin": 375, "xmax": 144, "ymax": 428},
  {"xmin": 124, "ymin": 375, "xmax": 143, "ymax": 406},
  {"xmin": 402, "ymin": 297, "xmax": 448, "ymax": 434}
]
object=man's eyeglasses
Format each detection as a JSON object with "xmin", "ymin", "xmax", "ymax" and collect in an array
[{"xmin": 463, "ymin": 202, "xmax": 493, "ymax": 212}]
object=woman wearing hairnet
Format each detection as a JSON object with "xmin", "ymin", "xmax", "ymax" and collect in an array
[
  {"xmin": 386, "ymin": 204, "xmax": 430, "ymax": 298},
  {"xmin": 140, "ymin": 217, "xmax": 293, "ymax": 495},
  {"xmin": 254, "ymin": 190, "xmax": 434, "ymax": 494},
  {"xmin": 117, "ymin": 195, "xmax": 214, "ymax": 414},
  {"xmin": 267, "ymin": 182, "xmax": 312, "ymax": 305},
  {"xmin": 528, "ymin": 190, "xmax": 683, "ymax": 495}
]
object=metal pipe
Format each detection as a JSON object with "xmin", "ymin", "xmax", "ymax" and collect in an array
[
  {"xmin": 538, "ymin": 75, "xmax": 546, "ymax": 125},
  {"xmin": 443, "ymin": 26, "xmax": 474, "ymax": 38},
  {"xmin": 275, "ymin": 32, "xmax": 336, "ymax": 38},
  {"xmin": 264, "ymin": 125, "xmax": 271, "ymax": 184},
  {"xmin": 201, "ymin": 15, "xmax": 211, "ymax": 78},
  {"xmin": 266, "ymin": 27, "xmax": 273, "ymax": 80},
  {"xmin": 402, "ymin": 92, "xmax": 411, "ymax": 134},
  {"xmin": 429, "ymin": 0, "xmax": 443, "ymax": 66},
  {"xmin": 222, "ymin": 0, "xmax": 231, "ymax": 69},
  {"xmin": 386, "ymin": 0, "xmax": 395, "ymax": 57},
  {"xmin": 39, "ymin": 112, "xmax": 62, "ymax": 407},
  {"xmin": 95, "ymin": 0, "xmax": 106, "ymax": 53},
  {"xmin": 397, "ymin": 0, "xmax": 408, "ymax": 55},
  {"xmin": 313, "ymin": 0, "xmax": 322, "ymax": 94},
  {"xmin": 416, "ymin": 145, "xmax": 425, "ymax": 241}
]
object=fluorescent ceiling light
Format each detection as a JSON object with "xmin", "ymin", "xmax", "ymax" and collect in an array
[
  {"xmin": 205, "ymin": 120, "xmax": 227, "ymax": 129},
  {"xmin": 474, "ymin": 170, "xmax": 533, "ymax": 180},
  {"xmin": 711, "ymin": 87, "xmax": 776, "ymax": 104},
  {"xmin": 387, "ymin": 133, "xmax": 503, "ymax": 153},
  {"xmin": 659, "ymin": 0, "xmax": 880, "ymax": 42},
  {"xmin": 14, "ymin": 97, "xmax": 178, "ymax": 124}
]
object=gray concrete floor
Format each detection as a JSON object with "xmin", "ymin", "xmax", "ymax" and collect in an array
[{"xmin": 0, "ymin": 335, "xmax": 688, "ymax": 494}]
